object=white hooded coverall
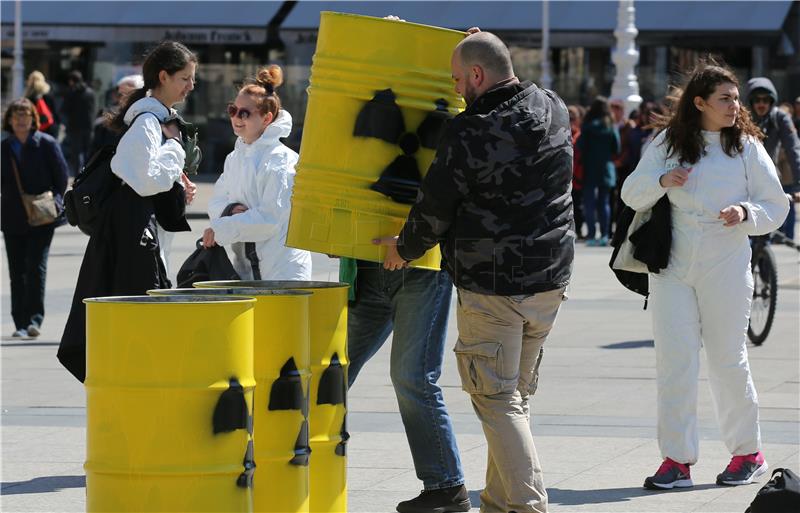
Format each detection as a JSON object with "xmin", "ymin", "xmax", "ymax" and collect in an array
[
  {"xmin": 621, "ymin": 130, "xmax": 789, "ymax": 464},
  {"xmin": 111, "ymin": 96, "xmax": 186, "ymax": 273},
  {"xmin": 207, "ymin": 110, "xmax": 311, "ymax": 281}
]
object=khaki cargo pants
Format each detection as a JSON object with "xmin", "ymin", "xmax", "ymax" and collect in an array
[{"xmin": 455, "ymin": 287, "xmax": 566, "ymax": 513}]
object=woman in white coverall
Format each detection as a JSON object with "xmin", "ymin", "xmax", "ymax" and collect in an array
[
  {"xmin": 621, "ymin": 63, "xmax": 789, "ymax": 490},
  {"xmin": 202, "ymin": 65, "xmax": 311, "ymax": 280}
]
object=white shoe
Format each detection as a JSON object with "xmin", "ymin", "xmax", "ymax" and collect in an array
[
  {"xmin": 26, "ymin": 325, "xmax": 40, "ymax": 338},
  {"xmin": 12, "ymin": 329, "xmax": 28, "ymax": 338}
]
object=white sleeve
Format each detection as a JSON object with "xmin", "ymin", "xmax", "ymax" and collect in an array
[
  {"xmin": 210, "ymin": 153, "xmax": 293, "ymax": 245},
  {"xmin": 621, "ymin": 130, "xmax": 669, "ymax": 212},
  {"xmin": 110, "ymin": 114, "xmax": 185, "ymax": 197},
  {"xmin": 207, "ymin": 156, "xmax": 233, "ymax": 220},
  {"xmin": 740, "ymin": 140, "xmax": 790, "ymax": 236}
]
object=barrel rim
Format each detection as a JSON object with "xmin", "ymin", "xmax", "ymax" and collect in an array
[
  {"xmin": 195, "ymin": 280, "xmax": 349, "ymax": 290},
  {"xmin": 321, "ymin": 10, "xmax": 467, "ymax": 36},
  {"xmin": 83, "ymin": 295, "xmax": 257, "ymax": 304},
  {"xmin": 147, "ymin": 288, "xmax": 313, "ymax": 297}
]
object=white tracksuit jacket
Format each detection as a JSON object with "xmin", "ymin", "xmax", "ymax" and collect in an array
[
  {"xmin": 621, "ymin": 130, "xmax": 789, "ymax": 464},
  {"xmin": 111, "ymin": 97, "xmax": 185, "ymax": 272},
  {"xmin": 208, "ymin": 110, "xmax": 311, "ymax": 281}
]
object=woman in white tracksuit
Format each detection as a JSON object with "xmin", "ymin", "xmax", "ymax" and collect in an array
[
  {"xmin": 621, "ymin": 63, "xmax": 789, "ymax": 491},
  {"xmin": 203, "ymin": 65, "xmax": 311, "ymax": 280}
]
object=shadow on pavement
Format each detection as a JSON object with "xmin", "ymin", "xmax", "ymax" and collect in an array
[
  {"xmin": 600, "ymin": 340, "xmax": 654, "ymax": 350},
  {"xmin": 548, "ymin": 483, "xmax": 718, "ymax": 505},
  {"xmin": 1, "ymin": 475, "xmax": 85, "ymax": 495}
]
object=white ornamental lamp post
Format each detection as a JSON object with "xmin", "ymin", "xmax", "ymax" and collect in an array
[
  {"xmin": 610, "ymin": 0, "xmax": 642, "ymax": 117},
  {"xmin": 540, "ymin": 0, "xmax": 553, "ymax": 89},
  {"xmin": 12, "ymin": 0, "xmax": 25, "ymax": 99}
]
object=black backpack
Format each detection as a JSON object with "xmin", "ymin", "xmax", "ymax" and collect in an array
[
  {"xmin": 64, "ymin": 112, "xmax": 156, "ymax": 235},
  {"xmin": 746, "ymin": 468, "xmax": 800, "ymax": 513}
]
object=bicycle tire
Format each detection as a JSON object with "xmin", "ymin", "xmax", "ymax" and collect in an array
[{"xmin": 748, "ymin": 245, "xmax": 778, "ymax": 345}]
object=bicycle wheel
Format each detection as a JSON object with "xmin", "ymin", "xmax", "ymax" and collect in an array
[{"xmin": 748, "ymin": 245, "xmax": 778, "ymax": 345}]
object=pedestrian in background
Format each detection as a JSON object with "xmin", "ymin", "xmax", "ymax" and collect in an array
[
  {"xmin": 569, "ymin": 105, "xmax": 586, "ymax": 238},
  {"xmin": 58, "ymin": 41, "xmax": 197, "ymax": 382},
  {"xmin": 577, "ymin": 96, "xmax": 620, "ymax": 246},
  {"xmin": 203, "ymin": 64, "xmax": 311, "ymax": 280},
  {"xmin": 89, "ymin": 74, "xmax": 144, "ymax": 155},
  {"xmin": 1, "ymin": 98, "xmax": 69, "ymax": 339},
  {"xmin": 24, "ymin": 71, "xmax": 60, "ymax": 139},
  {"xmin": 381, "ymin": 31, "xmax": 574, "ymax": 513},
  {"xmin": 622, "ymin": 62, "xmax": 788, "ymax": 490},
  {"xmin": 61, "ymin": 70, "xmax": 96, "ymax": 176},
  {"xmin": 746, "ymin": 77, "xmax": 800, "ymax": 240}
]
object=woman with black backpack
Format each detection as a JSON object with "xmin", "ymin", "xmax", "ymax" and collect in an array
[
  {"xmin": 58, "ymin": 41, "xmax": 199, "ymax": 383},
  {"xmin": 622, "ymin": 61, "xmax": 789, "ymax": 491}
]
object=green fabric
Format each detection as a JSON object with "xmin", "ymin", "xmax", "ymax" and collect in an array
[{"xmin": 339, "ymin": 257, "xmax": 357, "ymax": 301}]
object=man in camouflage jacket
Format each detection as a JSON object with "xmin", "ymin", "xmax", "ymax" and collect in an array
[{"xmin": 381, "ymin": 31, "xmax": 575, "ymax": 513}]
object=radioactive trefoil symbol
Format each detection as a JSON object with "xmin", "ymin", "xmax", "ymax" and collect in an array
[{"xmin": 353, "ymin": 89, "xmax": 452, "ymax": 204}]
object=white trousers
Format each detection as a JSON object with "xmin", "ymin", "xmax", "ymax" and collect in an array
[{"xmin": 649, "ymin": 218, "xmax": 761, "ymax": 465}]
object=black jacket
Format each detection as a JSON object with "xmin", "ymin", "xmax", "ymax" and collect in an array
[
  {"xmin": 397, "ymin": 81, "xmax": 575, "ymax": 295},
  {"xmin": 1, "ymin": 131, "xmax": 69, "ymax": 234}
]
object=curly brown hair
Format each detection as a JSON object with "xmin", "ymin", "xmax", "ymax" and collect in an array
[{"xmin": 652, "ymin": 60, "xmax": 763, "ymax": 165}]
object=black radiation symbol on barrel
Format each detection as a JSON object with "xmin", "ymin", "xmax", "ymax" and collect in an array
[
  {"xmin": 268, "ymin": 358, "xmax": 311, "ymax": 466},
  {"xmin": 211, "ymin": 377, "xmax": 256, "ymax": 488},
  {"xmin": 354, "ymin": 89, "xmax": 452, "ymax": 204}
]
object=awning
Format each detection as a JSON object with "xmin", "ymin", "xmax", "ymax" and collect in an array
[{"xmin": 282, "ymin": 1, "xmax": 794, "ymax": 33}]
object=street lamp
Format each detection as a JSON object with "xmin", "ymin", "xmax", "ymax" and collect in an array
[
  {"xmin": 540, "ymin": 0, "xmax": 552, "ymax": 89},
  {"xmin": 610, "ymin": 0, "xmax": 642, "ymax": 117},
  {"xmin": 12, "ymin": 0, "xmax": 25, "ymax": 99}
]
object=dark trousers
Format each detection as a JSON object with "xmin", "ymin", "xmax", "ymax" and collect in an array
[
  {"xmin": 3, "ymin": 227, "xmax": 55, "ymax": 330},
  {"xmin": 66, "ymin": 131, "xmax": 91, "ymax": 177}
]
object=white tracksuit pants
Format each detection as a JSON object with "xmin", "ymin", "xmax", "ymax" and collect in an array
[{"xmin": 649, "ymin": 211, "xmax": 761, "ymax": 465}]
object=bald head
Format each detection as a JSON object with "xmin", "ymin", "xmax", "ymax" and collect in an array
[{"xmin": 454, "ymin": 32, "xmax": 514, "ymax": 80}]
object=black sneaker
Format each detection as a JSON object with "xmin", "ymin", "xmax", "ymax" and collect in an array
[
  {"xmin": 716, "ymin": 451, "xmax": 768, "ymax": 486},
  {"xmin": 396, "ymin": 485, "xmax": 471, "ymax": 513},
  {"xmin": 644, "ymin": 458, "xmax": 693, "ymax": 490}
]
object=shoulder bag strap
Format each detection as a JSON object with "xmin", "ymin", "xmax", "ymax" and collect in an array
[{"xmin": 9, "ymin": 155, "xmax": 33, "ymax": 220}]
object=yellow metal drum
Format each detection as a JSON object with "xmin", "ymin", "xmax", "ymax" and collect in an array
[
  {"xmin": 196, "ymin": 280, "xmax": 349, "ymax": 513},
  {"xmin": 286, "ymin": 12, "xmax": 465, "ymax": 270},
  {"xmin": 148, "ymin": 288, "xmax": 313, "ymax": 513},
  {"xmin": 84, "ymin": 295, "xmax": 256, "ymax": 513}
]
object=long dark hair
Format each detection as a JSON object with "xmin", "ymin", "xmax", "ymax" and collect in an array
[
  {"xmin": 584, "ymin": 96, "xmax": 613, "ymax": 129},
  {"xmin": 107, "ymin": 41, "xmax": 197, "ymax": 132},
  {"xmin": 652, "ymin": 60, "xmax": 762, "ymax": 165}
]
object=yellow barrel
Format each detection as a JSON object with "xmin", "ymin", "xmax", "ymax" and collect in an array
[
  {"xmin": 196, "ymin": 281, "xmax": 349, "ymax": 513},
  {"xmin": 84, "ymin": 295, "xmax": 256, "ymax": 513},
  {"xmin": 148, "ymin": 287, "xmax": 313, "ymax": 513},
  {"xmin": 286, "ymin": 12, "xmax": 465, "ymax": 270}
]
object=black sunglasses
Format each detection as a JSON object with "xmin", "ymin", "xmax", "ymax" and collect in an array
[{"xmin": 227, "ymin": 103, "xmax": 252, "ymax": 120}]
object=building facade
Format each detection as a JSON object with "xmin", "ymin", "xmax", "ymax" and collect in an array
[{"xmin": 3, "ymin": 0, "xmax": 798, "ymax": 176}]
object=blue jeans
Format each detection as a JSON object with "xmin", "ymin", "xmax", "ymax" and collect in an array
[
  {"xmin": 584, "ymin": 184, "xmax": 611, "ymax": 239},
  {"xmin": 347, "ymin": 260, "xmax": 464, "ymax": 490}
]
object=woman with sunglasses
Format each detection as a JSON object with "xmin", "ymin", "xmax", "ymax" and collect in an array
[
  {"xmin": 58, "ymin": 41, "xmax": 198, "ymax": 383},
  {"xmin": 203, "ymin": 65, "xmax": 311, "ymax": 280}
]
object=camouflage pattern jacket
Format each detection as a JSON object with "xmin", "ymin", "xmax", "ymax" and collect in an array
[{"xmin": 397, "ymin": 80, "xmax": 575, "ymax": 295}]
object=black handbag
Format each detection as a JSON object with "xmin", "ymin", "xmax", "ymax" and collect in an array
[
  {"xmin": 745, "ymin": 468, "xmax": 800, "ymax": 513},
  {"xmin": 176, "ymin": 239, "xmax": 240, "ymax": 288}
]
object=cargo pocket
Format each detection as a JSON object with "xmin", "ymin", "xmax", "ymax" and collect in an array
[{"xmin": 454, "ymin": 340, "xmax": 506, "ymax": 395}]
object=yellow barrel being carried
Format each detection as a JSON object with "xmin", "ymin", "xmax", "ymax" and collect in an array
[
  {"xmin": 196, "ymin": 280, "xmax": 348, "ymax": 513},
  {"xmin": 84, "ymin": 295, "xmax": 256, "ymax": 513},
  {"xmin": 286, "ymin": 12, "xmax": 465, "ymax": 270},
  {"xmin": 148, "ymin": 287, "xmax": 312, "ymax": 513}
]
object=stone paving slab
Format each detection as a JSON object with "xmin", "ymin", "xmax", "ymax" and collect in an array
[{"xmin": 2, "ymin": 203, "xmax": 798, "ymax": 512}]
